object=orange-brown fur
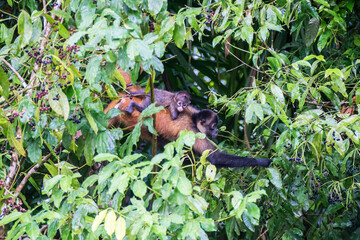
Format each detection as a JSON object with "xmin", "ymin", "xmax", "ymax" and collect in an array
[
  {"xmin": 104, "ymin": 69, "xmax": 215, "ymax": 151},
  {"xmin": 104, "ymin": 68, "xmax": 271, "ymax": 168}
]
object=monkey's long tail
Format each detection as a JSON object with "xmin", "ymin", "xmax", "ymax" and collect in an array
[{"xmin": 207, "ymin": 151, "xmax": 272, "ymax": 168}]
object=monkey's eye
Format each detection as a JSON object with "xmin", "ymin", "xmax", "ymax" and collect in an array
[{"xmin": 177, "ymin": 101, "xmax": 182, "ymax": 106}]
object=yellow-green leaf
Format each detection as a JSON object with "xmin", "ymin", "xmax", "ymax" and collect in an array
[
  {"xmin": 115, "ymin": 216, "xmax": 126, "ymax": 240},
  {"xmin": 11, "ymin": 136, "xmax": 26, "ymax": 157},
  {"xmin": 84, "ymin": 110, "xmax": 98, "ymax": 135},
  {"xmin": 92, "ymin": 209, "xmax": 108, "ymax": 232},
  {"xmin": 104, "ymin": 209, "xmax": 116, "ymax": 236}
]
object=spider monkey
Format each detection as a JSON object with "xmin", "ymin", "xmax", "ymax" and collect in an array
[
  {"xmin": 125, "ymin": 89, "xmax": 191, "ymax": 120},
  {"xmin": 105, "ymin": 76, "xmax": 271, "ymax": 167}
]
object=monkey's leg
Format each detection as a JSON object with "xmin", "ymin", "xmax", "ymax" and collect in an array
[
  {"xmin": 125, "ymin": 97, "xmax": 151, "ymax": 114},
  {"xmin": 124, "ymin": 101, "xmax": 142, "ymax": 114}
]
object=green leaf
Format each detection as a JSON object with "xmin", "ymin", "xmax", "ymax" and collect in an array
[
  {"xmin": 148, "ymin": 0, "xmax": 163, "ymax": 15},
  {"xmin": 57, "ymin": 22, "xmax": 70, "ymax": 39},
  {"xmin": 0, "ymin": 211, "xmax": 22, "ymax": 226},
  {"xmin": 127, "ymin": 39, "xmax": 152, "ymax": 60},
  {"xmin": 185, "ymin": 195, "xmax": 208, "ymax": 215},
  {"xmin": 304, "ymin": 18, "xmax": 319, "ymax": 47},
  {"xmin": 317, "ymin": 30, "xmax": 331, "ymax": 51},
  {"xmin": 84, "ymin": 110, "xmax": 98, "ymax": 135},
  {"xmin": 0, "ymin": 67, "xmax": 9, "ymax": 98},
  {"xmin": 85, "ymin": 56, "xmax": 101, "ymax": 86},
  {"xmin": 174, "ymin": 22, "xmax": 186, "ymax": 48},
  {"xmin": 94, "ymin": 153, "xmax": 120, "ymax": 162},
  {"xmin": 181, "ymin": 220, "xmax": 200, "ymax": 239},
  {"xmin": 18, "ymin": 10, "xmax": 33, "ymax": 46},
  {"xmin": 104, "ymin": 209, "xmax": 117, "ymax": 236},
  {"xmin": 48, "ymin": 89, "xmax": 70, "ymax": 120},
  {"xmin": 47, "ymin": 219, "xmax": 59, "ymax": 239},
  {"xmin": 84, "ymin": 134, "xmax": 96, "ymax": 165},
  {"xmin": 319, "ymin": 86, "xmax": 341, "ymax": 110},
  {"xmin": 115, "ymin": 216, "xmax": 126, "ymax": 240},
  {"xmin": 92, "ymin": 209, "xmax": 107, "ymax": 232},
  {"xmin": 212, "ymin": 36, "xmax": 223, "ymax": 47},
  {"xmin": 246, "ymin": 202, "xmax": 260, "ymax": 220},
  {"xmin": 205, "ymin": 164, "xmax": 216, "ymax": 182},
  {"xmin": 270, "ymin": 84, "xmax": 285, "ymax": 105},
  {"xmin": 177, "ymin": 176, "xmax": 192, "ymax": 195},
  {"xmin": 11, "ymin": 136, "xmax": 26, "ymax": 157},
  {"xmin": 43, "ymin": 175, "xmax": 64, "ymax": 194},
  {"xmin": 28, "ymin": 138, "xmax": 41, "ymax": 163},
  {"xmin": 267, "ymin": 167, "xmax": 282, "ymax": 189},
  {"xmin": 132, "ymin": 180, "xmax": 147, "ymax": 198},
  {"xmin": 301, "ymin": 0, "xmax": 319, "ymax": 19}
]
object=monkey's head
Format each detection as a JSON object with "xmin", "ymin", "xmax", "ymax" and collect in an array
[
  {"xmin": 194, "ymin": 109, "xmax": 218, "ymax": 139},
  {"xmin": 175, "ymin": 91, "xmax": 191, "ymax": 112}
]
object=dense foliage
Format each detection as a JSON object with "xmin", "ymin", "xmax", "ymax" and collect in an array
[{"xmin": 0, "ymin": 0, "xmax": 359, "ymax": 239}]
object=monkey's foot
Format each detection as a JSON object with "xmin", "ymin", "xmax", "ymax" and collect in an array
[{"xmin": 124, "ymin": 107, "xmax": 133, "ymax": 115}]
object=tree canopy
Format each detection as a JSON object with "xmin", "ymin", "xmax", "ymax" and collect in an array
[{"xmin": 0, "ymin": 0, "xmax": 360, "ymax": 239}]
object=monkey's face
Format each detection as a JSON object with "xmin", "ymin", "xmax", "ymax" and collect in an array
[
  {"xmin": 198, "ymin": 118, "xmax": 218, "ymax": 139},
  {"xmin": 176, "ymin": 100, "xmax": 188, "ymax": 112},
  {"xmin": 195, "ymin": 109, "xmax": 219, "ymax": 139},
  {"xmin": 202, "ymin": 119, "xmax": 218, "ymax": 138},
  {"xmin": 175, "ymin": 92, "xmax": 191, "ymax": 112},
  {"xmin": 176, "ymin": 96, "xmax": 190, "ymax": 112},
  {"xmin": 207, "ymin": 121, "xmax": 218, "ymax": 138}
]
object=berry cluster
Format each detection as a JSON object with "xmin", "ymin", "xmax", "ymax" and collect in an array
[
  {"xmin": 36, "ymin": 83, "xmax": 50, "ymax": 100},
  {"xmin": 261, "ymin": 201, "xmax": 274, "ymax": 223},
  {"xmin": 205, "ymin": 10, "xmax": 214, "ymax": 25},
  {"xmin": 0, "ymin": 198, "xmax": 26, "ymax": 217},
  {"xmin": 0, "ymin": 179, "xmax": 7, "ymax": 189},
  {"xmin": 28, "ymin": 118, "xmax": 36, "ymax": 131},
  {"xmin": 40, "ymin": 103, "xmax": 51, "ymax": 112},
  {"xmin": 328, "ymin": 192, "xmax": 344, "ymax": 204},
  {"xmin": 7, "ymin": 111, "xmax": 20, "ymax": 123},
  {"xmin": 69, "ymin": 107, "xmax": 83, "ymax": 124},
  {"xmin": 1, "ymin": 65, "xmax": 7, "ymax": 72}
]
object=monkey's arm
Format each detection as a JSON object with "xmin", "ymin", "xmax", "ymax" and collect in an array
[{"xmin": 169, "ymin": 103, "xmax": 179, "ymax": 120}]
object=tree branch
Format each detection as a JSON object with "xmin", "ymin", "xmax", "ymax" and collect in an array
[
  {"xmin": 1, "ymin": 59, "xmax": 27, "ymax": 88},
  {"xmin": 5, "ymin": 126, "xmax": 22, "ymax": 188},
  {"xmin": 14, "ymin": 143, "xmax": 61, "ymax": 197},
  {"xmin": 26, "ymin": 0, "xmax": 62, "ymax": 96}
]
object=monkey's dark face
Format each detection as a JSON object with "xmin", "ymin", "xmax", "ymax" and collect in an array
[
  {"xmin": 196, "ymin": 110, "xmax": 218, "ymax": 139},
  {"xmin": 175, "ymin": 92, "xmax": 191, "ymax": 112},
  {"xmin": 201, "ymin": 118, "xmax": 218, "ymax": 138}
]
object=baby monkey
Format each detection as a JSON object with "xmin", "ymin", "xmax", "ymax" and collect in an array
[{"xmin": 124, "ymin": 88, "xmax": 191, "ymax": 120}]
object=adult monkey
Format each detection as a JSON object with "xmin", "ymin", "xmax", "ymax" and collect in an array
[{"xmin": 105, "ymin": 70, "xmax": 271, "ymax": 168}]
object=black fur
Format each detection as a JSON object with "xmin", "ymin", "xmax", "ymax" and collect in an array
[
  {"xmin": 207, "ymin": 151, "xmax": 271, "ymax": 168},
  {"xmin": 193, "ymin": 109, "xmax": 271, "ymax": 168}
]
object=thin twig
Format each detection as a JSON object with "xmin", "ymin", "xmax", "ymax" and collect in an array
[
  {"xmin": 14, "ymin": 143, "xmax": 61, "ymax": 197},
  {"xmin": 1, "ymin": 59, "xmax": 27, "ymax": 88},
  {"xmin": 282, "ymin": 89, "xmax": 336, "ymax": 110},
  {"xmin": 226, "ymin": 42, "xmax": 264, "ymax": 73},
  {"xmin": 256, "ymin": 228, "xmax": 268, "ymax": 240}
]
